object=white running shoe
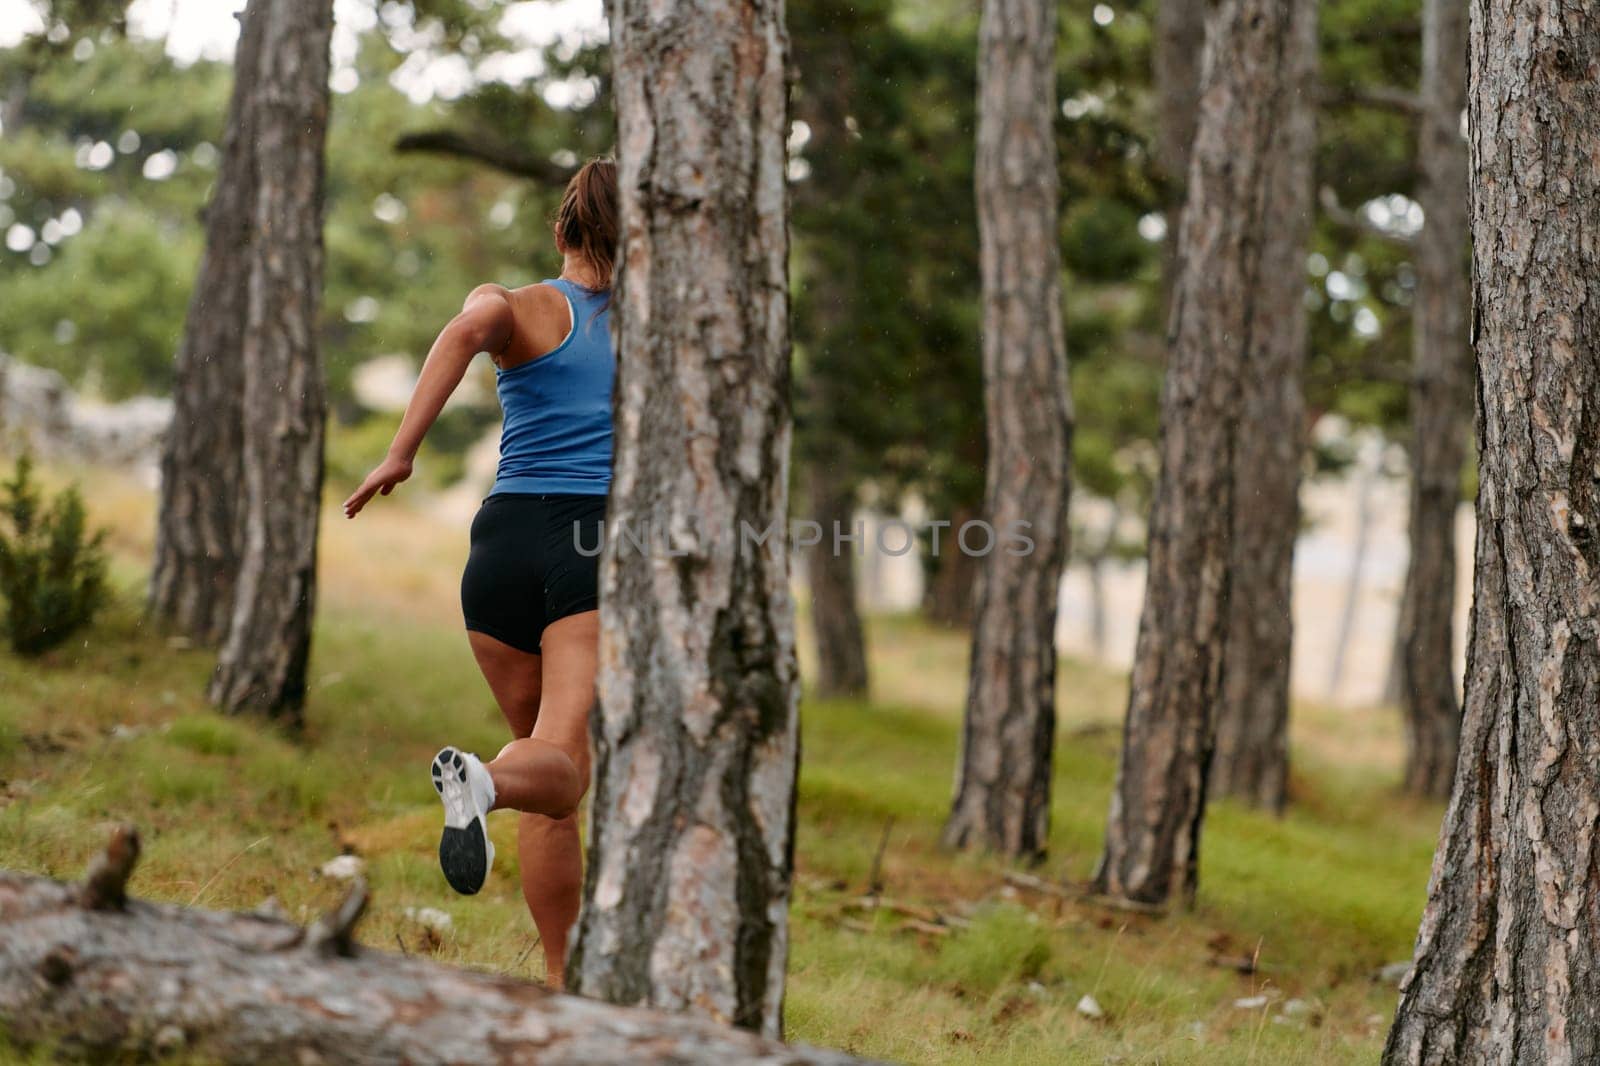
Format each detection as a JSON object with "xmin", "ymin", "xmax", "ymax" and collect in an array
[{"xmin": 431, "ymin": 746, "xmax": 496, "ymax": 895}]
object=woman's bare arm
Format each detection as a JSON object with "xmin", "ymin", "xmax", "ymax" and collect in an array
[{"xmin": 343, "ymin": 286, "xmax": 515, "ymax": 518}]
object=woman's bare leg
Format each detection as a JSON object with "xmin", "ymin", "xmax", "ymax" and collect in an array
[
  {"xmin": 466, "ymin": 615, "xmax": 597, "ymax": 987},
  {"xmin": 467, "ymin": 631, "xmax": 542, "ymax": 738},
  {"xmin": 483, "ymin": 612, "xmax": 596, "ymax": 813},
  {"xmin": 516, "ymin": 812, "xmax": 582, "ymax": 987}
]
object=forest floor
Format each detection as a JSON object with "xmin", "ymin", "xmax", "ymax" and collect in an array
[{"xmin": 0, "ymin": 462, "xmax": 1443, "ymax": 1065}]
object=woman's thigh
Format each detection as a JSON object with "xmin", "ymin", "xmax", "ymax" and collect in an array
[
  {"xmin": 530, "ymin": 610, "xmax": 599, "ymax": 785},
  {"xmin": 468, "ymin": 630, "xmax": 543, "ymax": 739}
]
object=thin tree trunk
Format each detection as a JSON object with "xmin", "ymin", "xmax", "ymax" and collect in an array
[
  {"xmin": 1383, "ymin": 584, "xmax": 1408, "ymax": 705},
  {"xmin": 942, "ymin": 0, "xmax": 1073, "ymax": 861},
  {"xmin": 1382, "ymin": 4, "xmax": 1600, "ymax": 1060},
  {"xmin": 148, "ymin": 2, "xmax": 266, "ymax": 645},
  {"xmin": 0, "ymin": 832, "xmax": 864, "ymax": 1065},
  {"xmin": 208, "ymin": 0, "xmax": 332, "ymax": 720},
  {"xmin": 1155, "ymin": 0, "xmax": 1207, "ymax": 297},
  {"xmin": 808, "ymin": 462, "xmax": 869, "ymax": 699},
  {"xmin": 1395, "ymin": 0, "xmax": 1468, "ymax": 802},
  {"xmin": 922, "ymin": 504, "xmax": 981, "ymax": 627},
  {"xmin": 566, "ymin": 0, "xmax": 796, "ymax": 1038},
  {"xmin": 1209, "ymin": 0, "xmax": 1317, "ymax": 813},
  {"xmin": 1094, "ymin": 0, "xmax": 1314, "ymax": 907},
  {"xmin": 1327, "ymin": 457, "xmax": 1376, "ymax": 699},
  {"xmin": 790, "ymin": 12, "xmax": 870, "ymax": 701},
  {"xmin": 1085, "ymin": 501, "xmax": 1121, "ymax": 658}
]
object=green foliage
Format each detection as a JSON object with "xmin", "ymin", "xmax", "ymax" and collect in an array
[
  {"xmin": 0, "ymin": 204, "xmax": 197, "ymax": 396},
  {"xmin": 789, "ymin": 0, "xmax": 984, "ymax": 518},
  {"xmin": 1062, "ymin": 200, "xmax": 1147, "ymax": 283},
  {"xmin": 0, "ymin": 454, "xmax": 109, "ymax": 655},
  {"xmin": 0, "ymin": 18, "xmax": 599, "ymax": 412},
  {"xmin": 1307, "ymin": 0, "xmax": 1424, "ymax": 432}
]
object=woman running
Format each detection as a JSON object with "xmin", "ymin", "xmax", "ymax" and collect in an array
[{"xmin": 342, "ymin": 158, "xmax": 617, "ymax": 989}]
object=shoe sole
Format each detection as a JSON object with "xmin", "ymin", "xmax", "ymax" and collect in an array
[{"xmin": 432, "ymin": 747, "xmax": 493, "ymax": 895}]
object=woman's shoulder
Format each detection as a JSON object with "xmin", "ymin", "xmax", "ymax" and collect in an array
[
  {"xmin": 495, "ymin": 282, "xmax": 575, "ymax": 365},
  {"xmin": 506, "ymin": 281, "xmax": 570, "ymax": 314}
]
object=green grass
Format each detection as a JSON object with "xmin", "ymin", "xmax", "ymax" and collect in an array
[{"xmin": 0, "ymin": 474, "xmax": 1440, "ymax": 1064}]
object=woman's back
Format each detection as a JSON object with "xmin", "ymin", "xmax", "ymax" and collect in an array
[{"xmin": 492, "ymin": 278, "xmax": 614, "ymax": 497}]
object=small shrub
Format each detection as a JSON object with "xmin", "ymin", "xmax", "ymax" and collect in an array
[
  {"xmin": 929, "ymin": 902, "xmax": 1054, "ymax": 994},
  {"xmin": 0, "ymin": 454, "xmax": 110, "ymax": 655},
  {"xmin": 167, "ymin": 714, "xmax": 246, "ymax": 757}
]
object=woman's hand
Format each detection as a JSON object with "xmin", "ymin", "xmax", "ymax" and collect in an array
[
  {"xmin": 343, "ymin": 287, "xmax": 511, "ymax": 520},
  {"xmin": 343, "ymin": 454, "xmax": 413, "ymax": 518}
]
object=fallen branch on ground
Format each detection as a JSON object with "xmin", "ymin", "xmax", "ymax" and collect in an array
[
  {"xmin": 999, "ymin": 870, "xmax": 1168, "ymax": 917},
  {"xmin": 865, "ymin": 816, "xmax": 895, "ymax": 897},
  {"xmin": 1002, "ymin": 869, "xmax": 1072, "ymax": 899},
  {"xmin": 0, "ymin": 825, "xmax": 869, "ymax": 1064},
  {"xmin": 841, "ymin": 895, "xmax": 972, "ymax": 929}
]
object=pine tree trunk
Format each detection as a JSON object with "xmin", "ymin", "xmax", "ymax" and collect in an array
[
  {"xmin": 1085, "ymin": 502, "xmax": 1121, "ymax": 658},
  {"xmin": 921, "ymin": 504, "xmax": 981, "ymax": 627},
  {"xmin": 807, "ymin": 462, "xmax": 869, "ymax": 699},
  {"xmin": 1381, "ymin": 4, "xmax": 1600, "ymax": 1061},
  {"xmin": 1383, "ymin": 588, "xmax": 1408, "ymax": 705},
  {"xmin": 1208, "ymin": 0, "xmax": 1317, "ymax": 812},
  {"xmin": 789, "ymin": 12, "xmax": 870, "ymax": 702},
  {"xmin": 208, "ymin": 0, "xmax": 332, "ymax": 721},
  {"xmin": 1155, "ymin": 0, "xmax": 1205, "ymax": 191},
  {"xmin": 1326, "ymin": 462, "xmax": 1379, "ymax": 700},
  {"xmin": 1095, "ymin": 0, "xmax": 1313, "ymax": 906},
  {"xmin": 941, "ymin": 0, "xmax": 1073, "ymax": 861},
  {"xmin": 1155, "ymin": 0, "xmax": 1207, "ymax": 297},
  {"xmin": 1395, "ymin": 0, "xmax": 1468, "ymax": 802},
  {"xmin": 566, "ymin": 0, "xmax": 796, "ymax": 1038},
  {"xmin": 148, "ymin": 3, "xmax": 266, "ymax": 646}
]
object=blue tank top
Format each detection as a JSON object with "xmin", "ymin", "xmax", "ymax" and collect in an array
[{"xmin": 490, "ymin": 278, "xmax": 615, "ymax": 496}]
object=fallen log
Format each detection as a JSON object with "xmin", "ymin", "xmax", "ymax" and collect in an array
[
  {"xmin": 840, "ymin": 896, "xmax": 971, "ymax": 929},
  {"xmin": 0, "ymin": 826, "xmax": 868, "ymax": 1064}
]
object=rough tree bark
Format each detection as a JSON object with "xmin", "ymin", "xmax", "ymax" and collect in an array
[
  {"xmin": 565, "ymin": 0, "xmax": 797, "ymax": 1038},
  {"xmin": 941, "ymin": 0, "xmax": 1073, "ymax": 860},
  {"xmin": 1395, "ymin": 0, "xmax": 1469, "ymax": 802},
  {"xmin": 0, "ymin": 830, "xmax": 864, "ymax": 1065},
  {"xmin": 148, "ymin": 1, "xmax": 265, "ymax": 645},
  {"xmin": 807, "ymin": 462, "xmax": 869, "ymax": 699},
  {"xmin": 1095, "ymin": 0, "xmax": 1312, "ymax": 906},
  {"xmin": 1381, "ymin": 3, "xmax": 1600, "ymax": 1062},
  {"xmin": 207, "ymin": 0, "xmax": 333, "ymax": 721},
  {"xmin": 1208, "ymin": 0, "xmax": 1318, "ymax": 811}
]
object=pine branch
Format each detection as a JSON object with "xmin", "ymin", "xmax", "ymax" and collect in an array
[
  {"xmin": 1319, "ymin": 83, "xmax": 1423, "ymax": 116},
  {"xmin": 393, "ymin": 128, "xmax": 579, "ymax": 184},
  {"xmin": 1318, "ymin": 186, "xmax": 1419, "ymax": 246}
]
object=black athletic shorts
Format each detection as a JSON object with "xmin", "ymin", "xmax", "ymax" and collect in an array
[{"xmin": 461, "ymin": 493, "xmax": 606, "ymax": 655}]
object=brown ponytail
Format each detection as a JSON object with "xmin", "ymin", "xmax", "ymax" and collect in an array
[{"xmin": 553, "ymin": 157, "xmax": 618, "ymax": 291}]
